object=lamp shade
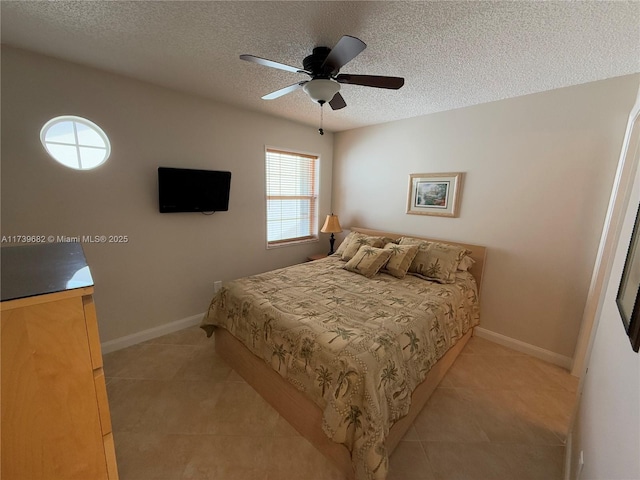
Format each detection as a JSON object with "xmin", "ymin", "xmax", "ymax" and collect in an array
[
  {"xmin": 321, "ymin": 214, "xmax": 342, "ymax": 234},
  {"xmin": 303, "ymin": 79, "xmax": 341, "ymax": 104}
]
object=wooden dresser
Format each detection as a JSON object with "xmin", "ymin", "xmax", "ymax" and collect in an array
[{"xmin": 1, "ymin": 243, "xmax": 118, "ymax": 480}]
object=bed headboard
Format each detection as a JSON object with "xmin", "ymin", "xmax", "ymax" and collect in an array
[{"xmin": 351, "ymin": 227, "xmax": 487, "ymax": 293}]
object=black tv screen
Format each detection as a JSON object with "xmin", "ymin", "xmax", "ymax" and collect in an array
[{"xmin": 158, "ymin": 167, "xmax": 231, "ymax": 213}]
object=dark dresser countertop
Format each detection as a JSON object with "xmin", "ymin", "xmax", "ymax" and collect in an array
[{"xmin": 1, "ymin": 242, "xmax": 94, "ymax": 302}]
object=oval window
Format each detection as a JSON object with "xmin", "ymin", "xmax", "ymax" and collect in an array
[{"xmin": 40, "ymin": 116, "xmax": 111, "ymax": 170}]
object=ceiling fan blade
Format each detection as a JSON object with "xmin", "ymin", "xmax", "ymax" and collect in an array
[
  {"xmin": 240, "ymin": 54, "xmax": 308, "ymax": 75},
  {"xmin": 329, "ymin": 92, "xmax": 347, "ymax": 110},
  {"xmin": 335, "ymin": 74, "xmax": 404, "ymax": 89},
  {"xmin": 321, "ymin": 35, "xmax": 366, "ymax": 74},
  {"xmin": 262, "ymin": 82, "xmax": 307, "ymax": 100}
]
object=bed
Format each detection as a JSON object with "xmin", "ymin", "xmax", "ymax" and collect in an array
[{"xmin": 201, "ymin": 227, "xmax": 486, "ymax": 480}]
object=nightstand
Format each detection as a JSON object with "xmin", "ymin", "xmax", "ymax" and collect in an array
[{"xmin": 307, "ymin": 253, "xmax": 329, "ymax": 261}]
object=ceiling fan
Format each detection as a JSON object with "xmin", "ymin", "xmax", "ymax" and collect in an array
[{"xmin": 240, "ymin": 35, "xmax": 404, "ymax": 112}]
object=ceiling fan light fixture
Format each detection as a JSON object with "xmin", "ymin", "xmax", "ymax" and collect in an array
[{"xmin": 303, "ymin": 79, "xmax": 340, "ymax": 104}]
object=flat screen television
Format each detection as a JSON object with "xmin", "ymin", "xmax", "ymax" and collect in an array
[{"xmin": 158, "ymin": 167, "xmax": 231, "ymax": 213}]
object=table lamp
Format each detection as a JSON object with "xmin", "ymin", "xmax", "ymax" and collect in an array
[{"xmin": 320, "ymin": 214, "xmax": 343, "ymax": 255}]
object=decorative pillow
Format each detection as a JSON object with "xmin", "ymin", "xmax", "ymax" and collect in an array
[
  {"xmin": 381, "ymin": 243, "xmax": 419, "ymax": 279},
  {"xmin": 343, "ymin": 246, "xmax": 392, "ymax": 278},
  {"xmin": 399, "ymin": 237, "xmax": 470, "ymax": 284},
  {"xmin": 457, "ymin": 255, "xmax": 475, "ymax": 271},
  {"xmin": 334, "ymin": 231, "xmax": 355, "ymax": 257},
  {"xmin": 340, "ymin": 233, "xmax": 387, "ymax": 261},
  {"xmin": 381, "ymin": 236, "xmax": 399, "ymax": 245}
]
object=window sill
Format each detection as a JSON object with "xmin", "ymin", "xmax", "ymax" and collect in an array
[{"xmin": 266, "ymin": 237, "xmax": 319, "ymax": 250}]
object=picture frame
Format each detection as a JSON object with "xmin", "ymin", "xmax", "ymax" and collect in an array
[
  {"xmin": 406, "ymin": 172, "xmax": 463, "ymax": 217},
  {"xmin": 616, "ymin": 203, "xmax": 640, "ymax": 353}
]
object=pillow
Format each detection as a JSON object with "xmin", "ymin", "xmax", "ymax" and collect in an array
[
  {"xmin": 343, "ymin": 246, "xmax": 392, "ymax": 278},
  {"xmin": 381, "ymin": 243, "xmax": 419, "ymax": 279},
  {"xmin": 340, "ymin": 233, "xmax": 387, "ymax": 261},
  {"xmin": 334, "ymin": 231, "xmax": 355, "ymax": 257},
  {"xmin": 457, "ymin": 255, "xmax": 475, "ymax": 271},
  {"xmin": 399, "ymin": 237, "xmax": 470, "ymax": 284}
]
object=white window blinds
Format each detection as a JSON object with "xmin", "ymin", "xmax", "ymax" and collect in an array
[{"xmin": 266, "ymin": 148, "xmax": 318, "ymax": 246}]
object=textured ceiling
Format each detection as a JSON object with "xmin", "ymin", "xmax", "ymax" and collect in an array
[{"xmin": 1, "ymin": 1, "xmax": 639, "ymax": 132}]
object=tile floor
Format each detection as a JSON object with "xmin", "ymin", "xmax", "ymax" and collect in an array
[{"xmin": 104, "ymin": 326, "xmax": 578, "ymax": 480}]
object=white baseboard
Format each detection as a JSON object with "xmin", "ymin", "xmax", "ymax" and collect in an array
[
  {"xmin": 101, "ymin": 312, "xmax": 204, "ymax": 354},
  {"xmin": 564, "ymin": 431, "xmax": 573, "ymax": 480},
  {"xmin": 101, "ymin": 317, "xmax": 574, "ymax": 368},
  {"xmin": 473, "ymin": 326, "xmax": 574, "ymax": 370}
]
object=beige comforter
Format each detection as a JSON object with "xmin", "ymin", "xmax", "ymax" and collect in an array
[{"xmin": 201, "ymin": 255, "xmax": 480, "ymax": 480}]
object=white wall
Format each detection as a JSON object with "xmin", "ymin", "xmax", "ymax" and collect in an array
[
  {"xmin": 333, "ymin": 75, "xmax": 640, "ymax": 359},
  {"xmin": 1, "ymin": 46, "xmax": 334, "ymax": 342},
  {"xmin": 568, "ymin": 90, "xmax": 640, "ymax": 480}
]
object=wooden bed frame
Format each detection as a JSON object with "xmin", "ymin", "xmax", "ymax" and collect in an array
[{"xmin": 214, "ymin": 228, "xmax": 487, "ymax": 478}]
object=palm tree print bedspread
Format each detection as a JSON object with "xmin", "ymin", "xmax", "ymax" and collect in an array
[{"xmin": 201, "ymin": 256, "xmax": 480, "ymax": 480}]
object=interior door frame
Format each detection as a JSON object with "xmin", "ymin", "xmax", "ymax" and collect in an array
[{"xmin": 571, "ymin": 87, "xmax": 640, "ymax": 377}]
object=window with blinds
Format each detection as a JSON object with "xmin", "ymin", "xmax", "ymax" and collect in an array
[{"xmin": 266, "ymin": 148, "xmax": 319, "ymax": 247}]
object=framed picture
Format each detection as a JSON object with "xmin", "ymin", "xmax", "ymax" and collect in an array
[
  {"xmin": 616, "ymin": 203, "xmax": 640, "ymax": 353},
  {"xmin": 406, "ymin": 172, "xmax": 463, "ymax": 217}
]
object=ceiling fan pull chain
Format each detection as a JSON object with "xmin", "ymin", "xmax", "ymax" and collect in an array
[{"xmin": 319, "ymin": 103, "xmax": 324, "ymax": 135}]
